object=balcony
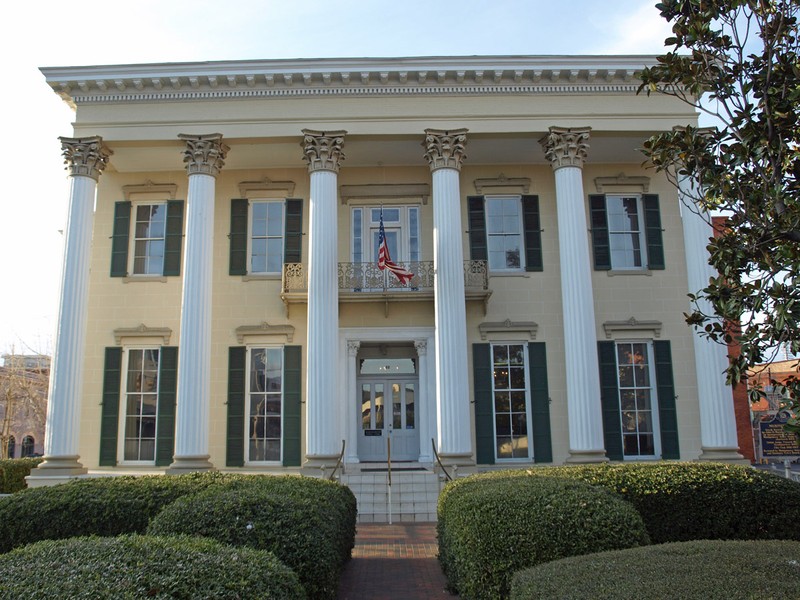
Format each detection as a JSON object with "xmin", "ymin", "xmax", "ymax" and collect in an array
[{"xmin": 281, "ymin": 260, "xmax": 492, "ymax": 316}]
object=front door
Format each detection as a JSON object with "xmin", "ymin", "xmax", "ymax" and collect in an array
[{"xmin": 358, "ymin": 377, "xmax": 419, "ymax": 461}]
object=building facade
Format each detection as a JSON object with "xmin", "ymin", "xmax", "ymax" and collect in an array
[{"xmin": 32, "ymin": 56, "xmax": 745, "ymax": 482}]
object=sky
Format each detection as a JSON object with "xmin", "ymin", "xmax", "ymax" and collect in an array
[{"xmin": 0, "ymin": 0, "xmax": 674, "ymax": 356}]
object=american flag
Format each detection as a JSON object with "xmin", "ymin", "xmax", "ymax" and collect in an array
[{"xmin": 378, "ymin": 211, "xmax": 414, "ymax": 285}]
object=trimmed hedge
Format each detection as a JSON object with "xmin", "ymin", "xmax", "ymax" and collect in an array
[
  {"xmin": 0, "ymin": 534, "xmax": 305, "ymax": 599},
  {"xmin": 530, "ymin": 462, "xmax": 800, "ymax": 543},
  {"xmin": 0, "ymin": 472, "xmax": 356, "ymax": 557},
  {"xmin": 511, "ymin": 539, "xmax": 800, "ymax": 600},
  {"xmin": 0, "ymin": 458, "xmax": 43, "ymax": 493},
  {"xmin": 147, "ymin": 479, "xmax": 356, "ymax": 600},
  {"xmin": 437, "ymin": 474, "xmax": 650, "ymax": 600}
]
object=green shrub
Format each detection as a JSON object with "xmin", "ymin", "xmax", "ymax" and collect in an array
[
  {"xmin": 511, "ymin": 539, "xmax": 800, "ymax": 600},
  {"xmin": 437, "ymin": 474, "xmax": 650, "ymax": 600},
  {"xmin": 147, "ymin": 479, "xmax": 356, "ymax": 600},
  {"xmin": 0, "ymin": 534, "xmax": 305, "ymax": 599},
  {"xmin": 530, "ymin": 462, "xmax": 800, "ymax": 543},
  {"xmin": 0, "ymin": 458, "xmax": 43, "ymax": 493}
]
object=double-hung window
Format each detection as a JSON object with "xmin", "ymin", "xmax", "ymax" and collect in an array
[
  {"xmin": 486, "ymin": 197, "xmax": 524, "ymax": 271},
  {"xmin": 597, "ymin": 339, "xmax": 679, "ymax": 460},
  {"xmin": 229, "ymin": 198, "xmax": 303, "ymax": 276},
  {"xmin": 246, "ymin": 347, "xmax": 284, "ymax": 463},
  {"xmin": 110, "ymin": 200, "xmax": 184, "ymax": 278},
  {"xmin": 468, "ymin": 195, "xmax": 542, "ymax": 273},
  {"xmin": 491, "ymin": 343, "xmax": 532, "ymax": 460},
  {"xmin": 590, "ymin": 193, "xmax": 664, "ymax": 271},
  {"xmin": 120, "ymin": 348, "xmax": 160, "ymax": 463},
  {"xmin": 615, "ymin": 341, "xmax": 659, "ymax": 458},
  {"xmin": 132, "ymin": 203, "xmax": 167, "ymax": 275}
]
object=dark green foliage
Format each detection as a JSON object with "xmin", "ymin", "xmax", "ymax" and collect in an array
[
  {"xmin": 147, "ymin": 477, "xmax": 356, "ymax": 599},
  {"xmin": 639, "ymin": 0, "xmax": 800, "ymax": 430},
  {"xmin": 511, "ymin": 539, "xmax": 800, "ymax": 600},
  {"xmin": 436, "ymin": 474, "xmax": 650, "ymax": 600},
  {"xmin": 0, "ymin": 534, "xmax": 305, "ymax": 599},
  {"xmin": 0, "ymin": 458, "xmax": 42, "ymax": 493},
  {"xmin": 534, "ymin": 462, "xmax": 800, "ymax": 543}
]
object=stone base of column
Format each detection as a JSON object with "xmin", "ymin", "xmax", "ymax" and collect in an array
[
  {"xmin": 565, "ymin": 449, "xmax": 610, "ymax": 464},
  {"xmin": 436, "ymin": 452, "xmax": 475, "ymax": 468},
  {"xmin": 33, "ymin": 455, "xmax": 88, "ymax": 476},
  {"xmin": 698, "ymin": 447, "xmax": 750, "ymax": 464},
  {"xmin": 165, "ymin": 455, "xmax": 216, "ymax": 474}
]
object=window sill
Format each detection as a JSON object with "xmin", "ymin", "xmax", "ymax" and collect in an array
[
  {"xmin": 489, "ymin": 271, "xmax": 530, "ymax": 278},
  {"xmin": 122, "ymin": 276, "xmax": 168, "ymax": 283},
  {"xmin": 605, "ymin": 269, "xmax": 652, "ymax": 277},
  {"xmin": 242, "ymin": 274, "xmax": 281, "ymax": 282}
]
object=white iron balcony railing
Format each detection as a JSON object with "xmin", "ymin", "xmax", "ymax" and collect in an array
[
  {"xmin": 281, "ymin": 260, "xmax": 491, "ymax": 316},
  {"xmin": 282, "ymin": 260, "xmax": 489, "ymax": 294}
]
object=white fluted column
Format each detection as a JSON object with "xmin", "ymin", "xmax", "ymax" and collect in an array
[
  {"xmin": 541, "ymin": 127, "xmax": 607, "ymax": 463},
  {"xmin": 167, "ymin": 134, "xmax": 228, "ymax": 473},
  {"xmin": 679, "ymin": 176, "xmax": 744, "ymax": 461},
  {"xmin": 345, "ymin": 340, "xmax": 360, "ymax": 463},
  {"xmin": 303, "ymin": 129, "xmax": 346, "ymax": 461},
  {"xmin": 423, "ymin": 129, "xmax": 472, "ymax": 462},
  {"xmin": 37, "ymin": 137, "xmax": 112, "ymax": 477},
  {"xmin": 414, "ymin": 339, "xmax": 433, "ymax": 462}
]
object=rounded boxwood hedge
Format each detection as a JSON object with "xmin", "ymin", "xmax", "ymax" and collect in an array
[
  {"xmin": 0, "ymin": 534, "xmax": 305, "ymax": 599},
  {"xmin": 510, "ymin": 539, "xmax": 800, "ymax": 600},
  {"xmin": 437, "ymin": 474, "xmax": 650, "ymax": 600},
  {"xmin": 529, "ymin": 462, "xmax": 800, "ymax": 543},
  {"xmin": 147, "ymin": 481, "xmax": 356, "ymax": 600},
  {"xmin": 0, "ymin": 472, "xmax": 356, "ymax": 556},
  {"xmin": 0, "ymin": 457, "xmax": 43, "ymax": 493}
]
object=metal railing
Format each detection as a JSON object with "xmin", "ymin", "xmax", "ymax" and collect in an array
[
  {"xmin": 432, "ymin": 438, "xmax": 453, "ymax": 482},
  {"xmin": 327, "ymin": 440, "xmax": 346, "ymax": 481},
  {"xmin": 282, "ymin": 260, "xmax": 489, "ymax": 294}
]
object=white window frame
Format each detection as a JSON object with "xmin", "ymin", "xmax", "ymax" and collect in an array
[
  {"xmin": 244, "ymin": 345, "xmax": 284, "ymax": 465},
  {"xmin": 130, "ymin": 202, "xmax": 167, "ymax": 276},
  {"xmin": 351, "ymin": 205, "xmax": 421, "ymax": 264},
  {"xmin": 118, "ymin": 346, "xmax": 160, "ymax": 466},
  {"xmin": 486, "ymin": 195, "xmax": 525, "ymax": 272},
  {"xmin": 615, "ymin": 339, "xmax": 661, "ymax": 460},
  {"xmin": 606, "ymin": 194, "xmax": 648, "ymax": 271},
  {"xmin": 490, "ymin": 342, "xmax": 533, "ymax": 462},
  {"xmin": 247, "ymin": 200, "xmax": 286, "ymax": 275}
]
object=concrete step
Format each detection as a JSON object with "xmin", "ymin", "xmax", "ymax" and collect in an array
[{"xmin": 340, "ymin": 469, "xmax": 445, "ymax": 523}]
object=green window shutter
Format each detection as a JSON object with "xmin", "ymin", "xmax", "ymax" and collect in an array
[
  {"xmin": 467, "ymin": 196, "xmax": 488, "ymax": 261},
  {"xmin": 522, "ymin": 195, "xmax": 543, "ymax": 272},
  {"xmin": 598, "ymin": 341, "xmax": 623, "ymax": 460},
  {"xmin": 229, "ymin": 199, "xmax": 248, "ymax": 276},
  {"xmin": 162, "ymin": 201, "xmax": 184, "ymax": 276},
  {"xmin": 283, "ymin": 346, "xmax": 302, "ymax": 467},
  {"xmin": 528, "ymin": 342, "xmax": 553, "ymax": 463},
  {"xmin": 155, "ymin": 346, "xmax": 178, "ymax": 466},
  {"xmin": 99, "ymin": 347, "xmax": 122, "ymax": 466},
  {"xmin": 226, "ymin": 347, "xmax": 246, "ymax": 467},
  {"xmin": 589, "ymin": 195, "xmax": 611, "ymax": 270},
  {"xmin": 472, "ymin": 343, "xmax": 494, "ymax": 465},
  {"xmin": 643, "ymin": 194, "xmax": 665, "ymax": 270},
  {"xmin": 110, "ymin": 201, "xmax": 131, "ymax": 277},
  {"xmin": 654, "ymin": 340, "xmax": 680, "ymax": 459},
  {"xmin": 284, "ymin": 199, "xmax": 303, "ymax": 264}
]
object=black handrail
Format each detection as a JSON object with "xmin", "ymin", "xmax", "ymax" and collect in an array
[
  {"xmin": 328, "ymin": 440, "xmax": 346, "ymax": 481},
  {"xmin": 432, "ymin": 438, "xmax": 453, "ymax": 482}
]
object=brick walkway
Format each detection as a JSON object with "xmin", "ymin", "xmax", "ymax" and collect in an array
[{"xmin": 337, "ymin": 523, "xmax": 457, "ymax": 599}]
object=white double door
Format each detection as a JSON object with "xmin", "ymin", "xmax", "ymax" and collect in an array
[{"xmin": 357, "ymin": 376, "xmax": 419, "ymax": 461}]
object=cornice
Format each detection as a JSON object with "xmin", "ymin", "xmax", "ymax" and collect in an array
[{"xmin": 40, "ymin": 55, "xmax": 657, "ymax": 109}]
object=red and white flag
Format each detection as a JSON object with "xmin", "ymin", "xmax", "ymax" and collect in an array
[{"xmin": 378, "ymin": 211, "xmax": 414, "ymax": 285}]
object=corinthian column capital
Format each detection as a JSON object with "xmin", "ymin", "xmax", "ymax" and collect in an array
[
  {"xmin": 301, "ymin": 129, "xmax": 347, "ymax": 173},
  {"xmin": 422, "ymin": 128, "xmax": 468, "ymax": 172},
  {"xmin": 59, "ymin": 136, "xmax": 112, "ymax": 181},
  {"xmin": 540, "ymin": 126, "xmax": 591, "ymax": 170},
  {"xmin": 179, "ymin": 133, "xmax": 229, "ymax": 177}
]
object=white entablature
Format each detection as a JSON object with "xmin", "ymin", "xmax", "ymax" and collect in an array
[{"xmin": 42, "ymin": 55, "xmax": 657, "ymax": 108}]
